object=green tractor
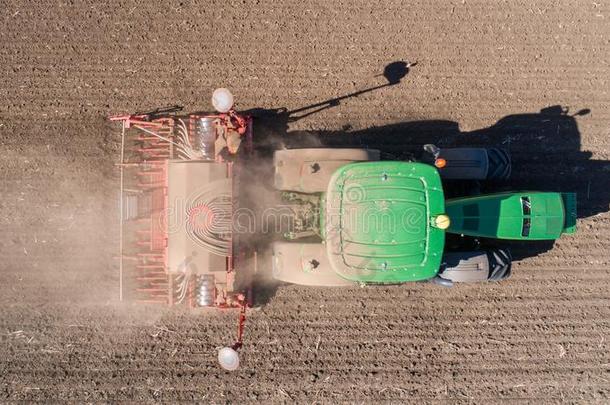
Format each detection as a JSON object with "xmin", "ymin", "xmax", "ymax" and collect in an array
[
  {"xmin": 271, "ymin": 146, "xmax": 577, "ymax": 287},
  {"xmin": 110, "ymin": 87, "xmax": 578, "ymax": 369}
]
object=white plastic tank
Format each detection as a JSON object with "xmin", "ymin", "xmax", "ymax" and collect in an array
[
  {"xmin": 218, "ymin": 347, "xmax": 240, "ymax": 371},
  {"xmin": 195, "ymin": 117, "xmax": 216, "ymax": 160},
  {"xmin": 212, "ymin": 88, "xmax": 234, "ymax": 113}
]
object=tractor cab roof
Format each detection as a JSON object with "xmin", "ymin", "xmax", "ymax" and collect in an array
[{"xmin": 323, "ymin": 162, "xmax": 446, "ymax": 283}]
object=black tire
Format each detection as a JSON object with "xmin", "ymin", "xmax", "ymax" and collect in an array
[
  {"xmin": 438, "ymin": 250, "xmax": 492, "ymax": 283},
  {"xmin": 487, "ymin": 248, "xmax": 512, "ymax": 281},
  {"xmin": 438, "ymin": 248, "xmax": 512, "ymax": 283},
  {"xmin": 486, "ymin": 148, "xmax": 511, "ymax": 180}
]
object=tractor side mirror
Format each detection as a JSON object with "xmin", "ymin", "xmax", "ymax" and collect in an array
[{"xmin": 423, "ymin": 144, "xmax": 441, "ymax": 158}]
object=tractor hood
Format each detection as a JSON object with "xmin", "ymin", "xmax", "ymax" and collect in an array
[
  {"xmin": 445, "ymin": 192, "xmax": 577, "ymax": 240},
  {"xmin": 323, "ymin": 162, "xmax": 446, "ymax": 283}
]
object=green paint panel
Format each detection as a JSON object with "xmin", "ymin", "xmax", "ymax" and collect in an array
[
  {"xmin": 446, "ymin": 192, "xmax": 574, "ymax": 240},
  {"xmin": 324, "ymin": 162, "xmax": 446, "ymax": 283}
]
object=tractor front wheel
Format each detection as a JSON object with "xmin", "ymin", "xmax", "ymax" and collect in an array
[{"xmin": 436, "ymin": 248, "xmax": 512, "ymax": 284}]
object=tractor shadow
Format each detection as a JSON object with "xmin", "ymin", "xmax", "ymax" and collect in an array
[
  {"xmin": 245, "ymin": 64, "xmax": 608, "ymax": 305},
  {"xmin": 311, "ymin": 105, "xmax": 607, "ymax": 261}
]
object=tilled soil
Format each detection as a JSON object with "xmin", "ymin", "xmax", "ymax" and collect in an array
[{"xmin": 1, "ymin": 0, "xmax": 609, "ymax": 402}]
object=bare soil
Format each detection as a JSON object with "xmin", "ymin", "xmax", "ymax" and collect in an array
[{"xmin": 1, "ymin": 0, "xmax": 609, "ymax": 402}]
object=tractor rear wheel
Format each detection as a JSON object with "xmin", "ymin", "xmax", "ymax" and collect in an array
[{"xmin": 271, "ymin": 242, "xmax": 357, "ymax": 287}]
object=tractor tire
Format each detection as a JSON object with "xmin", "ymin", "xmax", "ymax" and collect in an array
[
  {"xmin": 272, "ymin": 242, "xmax": 356, "ymax": 287},
  {"xmin": 273, "ymin": 148, "xmax": 380, "ymax": 193},
  {"xmin": 486, "ymin": 247, "xmax": 512, "ymax": 281},
  {"xmin": 438, "ymin": 248, "xmax": 512, "ymax": 283},
  {"xmin": 486, "ymin": 148, "xmax": 511, "ymax": 180},
  {"xmin": 430, "ymin": 148, "xmax": 511, "ymax": 181}
]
